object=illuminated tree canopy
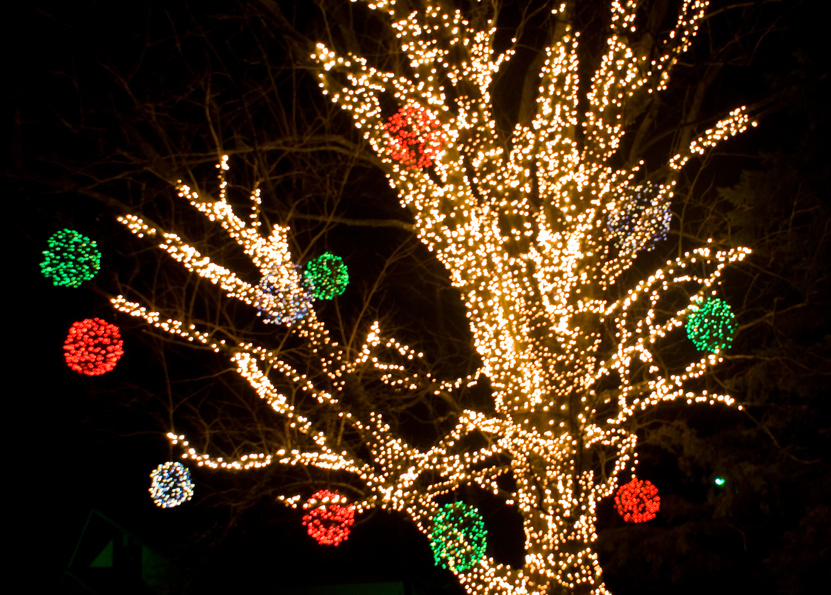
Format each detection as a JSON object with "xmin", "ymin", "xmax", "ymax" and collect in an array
[{"xmin": 94, "ymin": 1, "xmax": 762, "ymax": 593}]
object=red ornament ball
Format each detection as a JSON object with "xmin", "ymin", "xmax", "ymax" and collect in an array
[
  {"xmin": 615, "ymin": 478, "xmax": 660, "ymax": 523},
  {"xmin": 383, "ymin": 106, "xmax": 445, "ymax": 170},
  {"xmin": 63, "ymin": 318, "xmax": 124, "ymax": 376},
  {"xmin": 301, "ymin": 489, "xmax": 355, "ymax": 546}
]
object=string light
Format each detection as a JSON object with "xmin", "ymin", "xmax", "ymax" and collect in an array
[
  {"xmin": 256, "ymin": 264, "xmax": 313, "ymax": 325},
  {"xmin": 308, "ymin": 1, "xmax": 750, "ymax": 590},
  {"xmin": 606, "ymin": 183, "xmax": 671, "ymax": 256},
  {"xmin": 63, "ymin": 318, "xmax": 124, "ymax": 375},
  {"xmin": 430, "ymin": 502, "xmax": 488, "ymax": 572},
  {"xmin": 149, "ymin": 461, "xmax": 195, "ymax": 508},
  {"xmin": 383, "ymin": 105, "xmax": 446, "ymax": 169},
  {"xmin": 107, "ymin": 2, "xmax": 758, "ymax": 594},
  {"xmin": 304, "ymin": 252, "xmax": 349, "ymax": 300},
  {"xmin": 614, "ymin": 478, "xmax": 660, "ymax": 523},
  {"xmin": 302, "ymin": 490, "xmax": 356, "ymax": 545},
  {"xmin": 685, "ymin": 297, "xmax": 737, "ymax": 353},
  {"xmin": 40, "ymin": 229, "xmax": 101, "ymax": 288}
]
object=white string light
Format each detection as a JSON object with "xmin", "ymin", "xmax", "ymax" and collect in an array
[{"xmin": 112, "ymin": 2, "xmax": 755, "ymax": 593}]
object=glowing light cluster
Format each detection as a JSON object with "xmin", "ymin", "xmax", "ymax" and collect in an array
[
  {"xmin": 430, "ymin": 502, "xmax": 487, "ymax": 572},
  {"xmin": 114, "ymin": 156, "xmax": 335, "ymax": 350},
  {"xmin": 304, "ymin": 252, "xmax": 349, "ymax": 300},
  {"xmin": 607, "ymin": 183, "xmax": 671, "ymax": 256},
  {"xmin": 306, "ymin": 1, "xmax": 751, "ymax": 591},
  {"xmin": 108, "ymin": 2, "xmax": 756, "ymax": 594},
  {"xmin": 614, "ymin": 478, "xmax": 660, "ymax": 523},
  {"xmin": 63, "ymin": 318, "xmax": 124, "ymax": 375},
  {"xmin": 256, "ymin": 264, "xmax": 312, "ymax": 324},
  {"xmin": 40, "ymin": 229, "xmax": 101, "ymax": 288},
  {"xmin": 149, "ymin": 461, "xmax": 195, "ymax": 508},
  {"xmin": 383, "ymin": 105, "xmax": 445, "ymax": 169},
  {"xmin": 302, "ymin": 490, "xmax": 356, "ymax": 545},
  {"xmin": 685, "ymin": 296, "xmax": 737, "ymax": 353}
]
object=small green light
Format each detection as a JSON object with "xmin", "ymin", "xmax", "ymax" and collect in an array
[
  {"xmin": 40, "ymin": 229, "xmax": 101, "ymax": 288},
  {"xmin": 430, "ymin": 502, "xmax": 487, "ymax": 572},
  {"xmin": 714, "ymin": 477, "xmax": 726, "ymax": 486},
  {"xmin": 304, "ymin": 252, "xmax": 349, "ymax": 300},
  {"xmin": 685, "ymin": 297, "xmax": 737, "ymax": 353}
]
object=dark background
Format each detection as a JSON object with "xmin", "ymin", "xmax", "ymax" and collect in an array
[{"xmin": 7, "ymin": 1, "xmax": 829, "ymax": 594}]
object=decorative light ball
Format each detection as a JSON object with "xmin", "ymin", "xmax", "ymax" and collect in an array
[
  {"xmin": 607, "ymin": 183, "xmax": 671, "ymax": 256},
  {"xmin": 40, "ymin": 229, "xmax": 101, "ymax": 288},
  {"xmin": 615, "ymin": 478, "xmax": 660, "ymax": 523},
  {"xmin": 255, "ymin": 265, "xmax": 312, "ymax": 325},
  {"xmin": 383, "ymin": 105, "xmax": 445, "ymax": 170},
  {"xmin": 149, "ymin": 461, "xmax": 194, "ymax": 508},
  {"xmin": 63, "ymin": 318, "xmax": 124, "ymax": 375},
  {"xmin": 429, "ymin": 502, "xmax": 487, "ymax": 572},
  {"xmin": 685, "ymin": 297, "xmax": 737, "ymax": 353},
  {"xmin": 301, "ymin": 490, "xmax": 355, "ymax": 546},
  {"xmin": 303, "ymin": 252, "xmax": 349, "ymax": 300}
]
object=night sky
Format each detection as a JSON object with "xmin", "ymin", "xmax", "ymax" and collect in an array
[{"xmin": 8, "ymin": 1, "xmax": 829, "ymax": 594}]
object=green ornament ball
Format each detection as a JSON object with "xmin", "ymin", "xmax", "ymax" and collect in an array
[
  {"xmin": 304, "ymin": 252, "xmax": 349, "ymax": 300},
  {"xmin": 429, "ymin": 502, "xmax": 487, "ymax": 572},
  {"xmin": 40, "ymin": 229, "xmax": 101, "ymax": 288},
  {"xmin": 685, "ymin": 297, "xmax": 737, "ymax": 353}
]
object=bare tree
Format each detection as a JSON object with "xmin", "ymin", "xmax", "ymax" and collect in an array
[{"xmin": 18, "ymin": 1, "xmax": 796, "ymax": 594}]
